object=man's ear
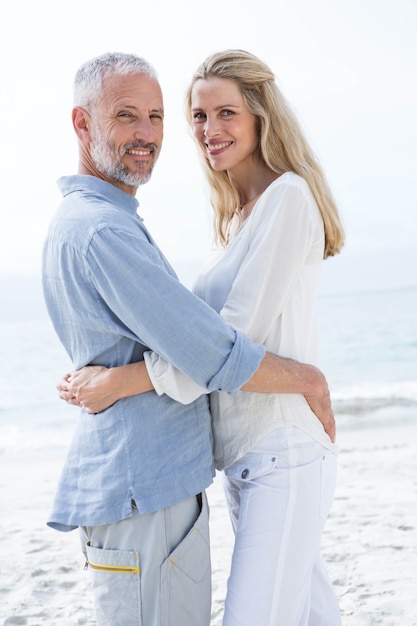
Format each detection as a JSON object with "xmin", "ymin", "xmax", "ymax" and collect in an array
[{"xmin": 72, "ymin": 107, "xmax": 92, "ymax": 144}]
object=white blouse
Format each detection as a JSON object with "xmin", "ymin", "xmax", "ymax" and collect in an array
[{"xmin": 145, "ymin": 172, "xmax": 337, "ymax": 469}]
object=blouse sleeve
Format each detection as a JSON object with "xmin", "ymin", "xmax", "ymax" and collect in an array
[
  {"xmin": 219, "ymin": 178, "xmax": 323, "ymax": 343},
  {"xmin": 144, "ymin": 350, "xmax": 207, "ymax": 404}
]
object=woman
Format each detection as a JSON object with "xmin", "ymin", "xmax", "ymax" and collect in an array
[{"xmin": 60, "ymin": 50, "xmax": 344, "ymax": 625}]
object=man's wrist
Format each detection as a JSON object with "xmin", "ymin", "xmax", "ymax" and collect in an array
[{"xmin": 302, "ymin": 363, "xmax": 326, "ymax": 399}]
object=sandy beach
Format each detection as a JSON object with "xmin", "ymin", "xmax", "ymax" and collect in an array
[
  {"xmin": 1, "ymin": 285, "xmax": 416, "ymax": 625},
  {"xmin": 1, "ymin": 408, "xmax": 416, "ymax": 626}
]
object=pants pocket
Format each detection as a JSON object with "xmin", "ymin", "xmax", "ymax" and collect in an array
[
  {"xmin": 160, "ymin": 491, "xmax": 211, "ymax": 626},
  {"xmin": 85, "ymin": 542, "xmax": 142, "ymax": 626},
  {"xmin": 224, "ymin": 453, "xmax": 277, "ymax": 482},
  {"xmin": 320, "ymin": 452, "xmax": 337, "ymax": 520}
]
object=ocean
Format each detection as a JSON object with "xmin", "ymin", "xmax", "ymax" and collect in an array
[
  {"xmin": 318, "ymin": 286, "xmax": 417, "ymax": 429},
  {"xmin": 1, "ymin": 276, "xmax": 416, "ymax": 457}
]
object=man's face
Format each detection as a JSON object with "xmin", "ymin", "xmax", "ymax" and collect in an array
[{"xmin": 87, "ymin": 73, "xmax": 164, "ymax": 193}]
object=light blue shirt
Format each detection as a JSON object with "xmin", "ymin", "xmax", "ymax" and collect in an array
[{"xmin": 42, "ymin": 175, "xmax": 265, "ymax": 531}]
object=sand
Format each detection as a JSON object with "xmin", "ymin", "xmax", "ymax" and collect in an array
[{"xmin": 1, "ymin": 411, "xmax": 416, "ymax": 626}]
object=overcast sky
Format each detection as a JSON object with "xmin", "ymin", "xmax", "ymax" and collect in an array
[{"xmin": 1, "ymin": 0, "xmax": 416, "ymax": 294}]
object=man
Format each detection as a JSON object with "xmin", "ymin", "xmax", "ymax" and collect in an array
[{"xmin": 42, "ymin": 52, "xmax": 334, "ymax": 626}]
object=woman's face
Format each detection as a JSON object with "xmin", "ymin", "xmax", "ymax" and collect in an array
[{"xmin": 190, "ymin": 77, "xmax": 259, "ymax": 174}]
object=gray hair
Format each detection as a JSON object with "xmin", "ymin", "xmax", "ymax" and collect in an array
[{"xmin": 73, "ymin": 52, "xmax": 158, "ymax": 111}]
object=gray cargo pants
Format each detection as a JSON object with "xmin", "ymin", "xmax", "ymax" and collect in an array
[{"xmin": 80, "ymin": 492, "xmax": 211, "ymax": 625}]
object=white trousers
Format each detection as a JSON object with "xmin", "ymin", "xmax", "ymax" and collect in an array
[
  {"xmin": 221, "ymin": 427, "xmax": 341, "ymax": 626},
  {"xmin": 79, "ymin": 492, "xmax": 211, "ymax": 626}
]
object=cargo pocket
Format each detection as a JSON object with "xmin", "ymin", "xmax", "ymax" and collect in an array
[
  {"xmin": 85, "ymin": 542, "xmax": 142, "ymax": 626},
  {"xmin": 160, "ymin": 492, "xmax": 211, "ymax": 626}
]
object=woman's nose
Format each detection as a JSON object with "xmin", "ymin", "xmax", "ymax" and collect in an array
[{"xmin": 203, "ymin": 117, "xmax": 221, "ymax": 138}]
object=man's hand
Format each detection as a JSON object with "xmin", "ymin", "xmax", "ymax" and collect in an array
[
  {"xmin": 303, "ymin": 367, "xmax": 336, "ymax": 442},
  {"xmin": 242, "ymin": 353, "xmax": 336, "ymax": 442}
]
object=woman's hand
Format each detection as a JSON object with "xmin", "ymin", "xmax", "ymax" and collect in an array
[
  {"xmin": 57, "ymin": 361, "xmax": 154, "ymax": 414},
  {"xmin": 57, "ymin": 366, "xmax": 116, "ymax": 414},
  {"xmin": 57, "ymin": 372, "xmax": 82, "ymax": 407}
]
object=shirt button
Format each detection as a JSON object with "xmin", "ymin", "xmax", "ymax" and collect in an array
[{"xmin": 241, "ymin": 469, "xmax": 249, "ymax": 479}]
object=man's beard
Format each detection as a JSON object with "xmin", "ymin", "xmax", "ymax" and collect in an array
[{"xmin": 90, "ymin": 130, "xmax": 157, "ymax": 187}]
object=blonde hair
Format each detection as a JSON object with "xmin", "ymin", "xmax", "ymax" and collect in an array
[{"xmin": 185, "ymin": 49, "xmax": 345, "ymax": 258}]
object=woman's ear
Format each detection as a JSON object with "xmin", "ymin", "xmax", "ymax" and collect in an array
[{"xmin": 72, "ymin": 107, "xmax": 92, "ymax": 144}]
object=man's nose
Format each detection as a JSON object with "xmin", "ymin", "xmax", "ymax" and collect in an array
[{"xmin": 133, "ymin": 118, "xmax": 159, "ymax": 141}]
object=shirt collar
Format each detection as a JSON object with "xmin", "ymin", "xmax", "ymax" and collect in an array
[{"xmin": 57, "ymin": 175, "xmax": 139, "ymax": 215}]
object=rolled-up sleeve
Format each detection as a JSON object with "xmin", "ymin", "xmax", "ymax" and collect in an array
[{"xmin": 86, "ymin": 224, "xmax": 265, "ymax": 395}]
